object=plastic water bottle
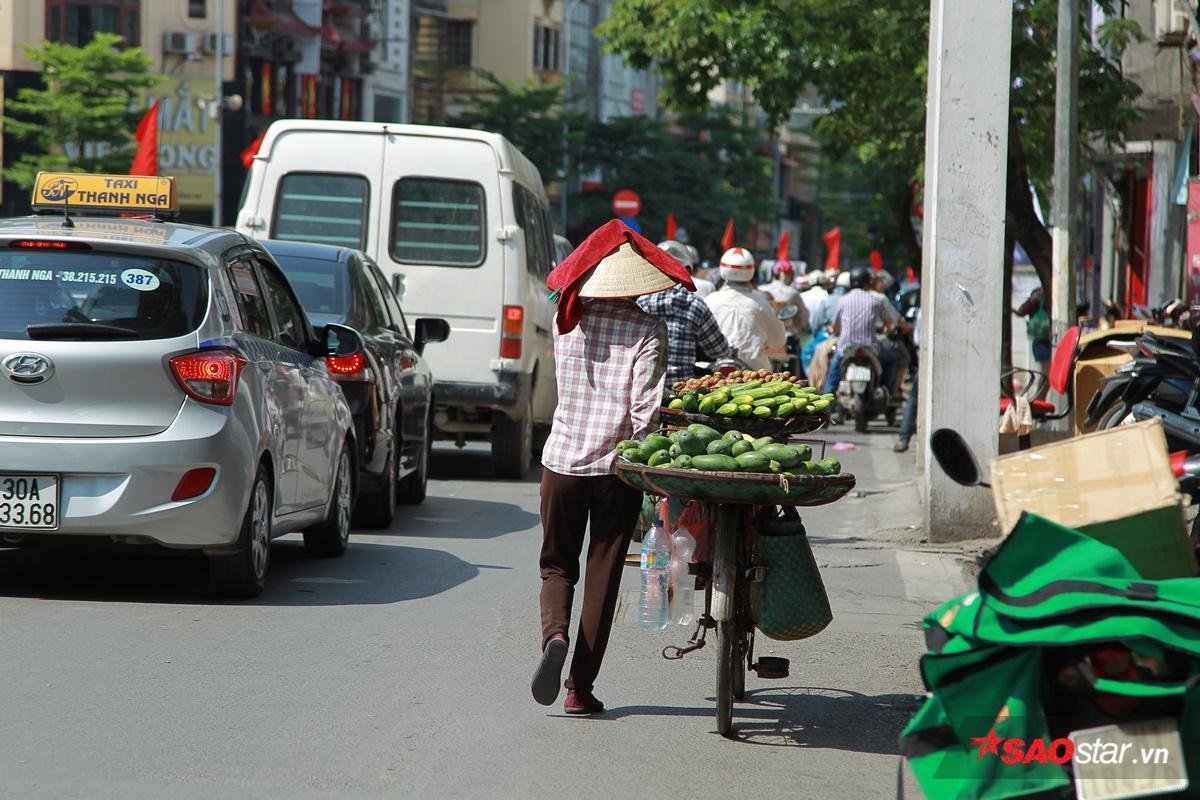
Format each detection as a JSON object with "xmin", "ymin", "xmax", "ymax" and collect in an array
[
  {"xmin": 638, "ymin": 518, "xmax": 671, "ymax": 630},
  {"xmin": 669, "ymin": 525, "xmax": 697, "ymax": 625}
]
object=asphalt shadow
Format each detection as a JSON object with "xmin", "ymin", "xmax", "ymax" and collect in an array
[
  {"xmin": 596, "ymin": 686, "xmax": 921, "ymax": 753},
  {"xmin": 384, "ymin": 493, "xmax": 539, "ymax": 540},
  {"xmin": 431, "ymin": 444, "xmax": 543, "ymax": 485},
  {"xmin": 0, "ymin": 539, "xmax": 482, "ymax": 607}
]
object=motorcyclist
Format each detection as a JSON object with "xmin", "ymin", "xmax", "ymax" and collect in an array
[
  {"xmin": 812, "ymin": 270, "xmax": 850, "ymax": 332},
  {"xmin": 704, "ymin": 247, "xmax": 787, "ymax": 371},
  {"xmin": 760, "ymin": 260, "xmax": 811, "ymax": 355},
  {"xmin": 637, "ymin": 240, "xmax": 731, "ymax": 386},
  {"xmin": 871, "ymin": 271, "xmax": 912, "ymax": 394},
  {"xmin": 800, "ymin": 269, "xmax": 829, "ymax": 327},
  {"xmin": 822, "ymin": 267, "xmax": 898, "ymax": 396}
]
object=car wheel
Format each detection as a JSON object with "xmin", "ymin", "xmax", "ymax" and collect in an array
[
  {"xmin": 397, "ymin": 407, "xmax": 430, "ymax": 505},
  {"xmin": 493, "ymin": 396, "xmax": 532, "ymax": 480},
  {"xmin": 304, "ymin": 444, "xmax": 352, "ymax": 557},
  {"xmin": 210, "ymin": 465, "xmax": 272, "ymax": 598},
  {"xmin": 356, "ymin": 433, "xmax": 398, "ymax": 528}
]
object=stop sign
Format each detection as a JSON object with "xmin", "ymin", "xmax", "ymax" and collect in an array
[{"xmin": 612, "ymin": 189, "xmax": 642, "ymax": 217}]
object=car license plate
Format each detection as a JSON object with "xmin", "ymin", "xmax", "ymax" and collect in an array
[
  {"xmin": 846, "ymin": 364, "xmax": 872, "ymax": 382},
  {"xmin": 0, "ymin": 474, "xmax": 59, "ymax": 530},
  {"xmin": 1071, "ymin": 718, "xmax": 1188, "ymax": 800}
]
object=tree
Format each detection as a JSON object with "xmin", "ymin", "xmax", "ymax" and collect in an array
[
  {"xmin": 3, "ymin": 32, "xmax": 157, "ymax": 188},
  {"xmin": 600, "ymin": 0, "xmax": 1144, "ymax": 301},
  {"xmin": 449, "ymin": 76, "xmax": 776, "ymax": 255}
]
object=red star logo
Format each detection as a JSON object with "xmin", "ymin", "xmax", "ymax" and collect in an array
[{"xmin": 971, "ymin": 728, "xmax": 1003, "ymax": 759}]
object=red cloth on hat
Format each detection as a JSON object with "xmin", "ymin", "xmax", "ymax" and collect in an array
[{"xmin": 548, "ymin": 219, "xmax": 694, "ymax": 333}]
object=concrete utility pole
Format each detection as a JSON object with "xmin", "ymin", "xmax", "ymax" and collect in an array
[
  {"xmin": 212, "ymin": 0, "xmax": 225, "ymax": 227},
  {"xmin": 1048, "ymin": 0, "xmax": 1079, "ymax": 421},
  {"xmin": 918, "ymin": 0, "xmax": 1012, "ymax": 541}
]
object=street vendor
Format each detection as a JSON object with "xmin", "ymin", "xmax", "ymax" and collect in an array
[{"xmin": 532, "ymin": 219, "xmax": 694, "ymax": 716}]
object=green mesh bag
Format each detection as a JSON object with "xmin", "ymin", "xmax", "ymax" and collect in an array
[{"xmin": 752, "ymin": 506, "xmax": 832, "ymax": 641}]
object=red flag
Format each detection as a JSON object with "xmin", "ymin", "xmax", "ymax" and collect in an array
[
  {"xmin": 241, "ymin": 129, "xmax": 267, "ymax": 169},
  {"xmin": 128, "ymin": 98, "xmax": 159, "ymax": 176},
  {"xmin": 823, "ymin": 227, "xmax": 842, "ymax": 270},
  {"xmin": 776, "ymin": 229, "xmax": 791, "ymax": 261},
  {"xmin": 869, "ymin": 249, "xmax": 883, "ymax": 270},
  {"xmin": 720, "ymin": 218, "xmax": 735, "ymax": 251},
  {"xmin": 906, "ymin": 266, "xmax": 916, "ymax": 285},
  {"xmin": 665, "ymin": 212, "xmax": 678, "ymax": 241}
]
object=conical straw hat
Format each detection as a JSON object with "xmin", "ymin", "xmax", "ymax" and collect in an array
[{"xmin": 577, "ymin": 243, "xmax": 677, "ymax": 299}]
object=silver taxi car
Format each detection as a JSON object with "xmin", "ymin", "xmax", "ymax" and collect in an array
[{"xmin": 0, "ymin": 173, "xmax": 363, "ymax": 597}]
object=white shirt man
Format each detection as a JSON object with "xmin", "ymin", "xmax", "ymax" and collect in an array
[{"xmin": 704, "ymin": 247, "xmax": 787, "ymax": 370}]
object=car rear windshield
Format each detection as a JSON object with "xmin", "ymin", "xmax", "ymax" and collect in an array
[
  {"xmin": 273, "ymin": 172, "xmax": 369, "ymax": 249},
  {"xmin": 270, "ymin": 253, "xmax": 349, "ymax": 324},
  {"xmin": 390, "ymin": 178, "xmax": 486, "ymax": 267},
  {"xmin": 0, "ymin": 250, "xmax": 207, "ymax": 340}
]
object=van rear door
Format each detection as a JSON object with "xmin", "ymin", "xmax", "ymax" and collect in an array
[
  {"xmin": 375, "ymin": 135, "xmax": 504, "ymax": 387},
  {"xmin": 252, "ymin": 130, "xmax": 385, "ymax": 255}
]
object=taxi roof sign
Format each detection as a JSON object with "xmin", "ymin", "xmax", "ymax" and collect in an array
[{"xmin": 31, "ymin": 172, "xmax": 179, "ymax": 218}]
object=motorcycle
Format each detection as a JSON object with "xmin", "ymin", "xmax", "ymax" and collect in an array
[
  {"xmin": 834, "ymin": 344, "xmax": 891, "ymax": 432},
  {"xmin": 905, "ymin": 428, "xmax": 1198, "ymax": 800}
]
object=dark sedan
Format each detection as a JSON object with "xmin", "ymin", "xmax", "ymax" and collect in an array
[{"xmin": 263, "ymin": 240, "xmax": 448, "ymax": 528}]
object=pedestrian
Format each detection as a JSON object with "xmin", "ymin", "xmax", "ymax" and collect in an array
[
  {"xmin": 704, "ymin": 247, "xmax": 788, "ymax": 371},
  {"xmin": 1014, "ymin": 287, "xmax": 1051, "ymax": 376},
  {"xmin": 638, "ymin": 240, "xmax": 731, "ymax": 387},
  {"xmin": 895, "ymin": 308, "xmax": 921, "ymax": 453},
  {"xmin": 532, "ymin": 219, "xmax": 693, "ymax": 715}
]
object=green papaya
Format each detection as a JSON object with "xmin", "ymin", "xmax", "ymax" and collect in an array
[
  {"xmin": 768, "ymin": 460, "xmax": 783, "ymax": 474},
  {"xmin": 691, "ymin": 454, "xmax": 740, "ymax": 471},
  {"xmin": 623, "ymin": 449, "xmax": 646, "ymax": 464},
  {"xmin": 734, "ymin": 452, "xmax": 769, "ymax": 472},
  {"xmin": 751, "ymin": 436, "xmax": 775, "ymax": 452},
  {"xmin": 647, "ymin": 449, "xmax": 673, "ymax": 468},
  {"xmin": 793, "ymin": 444, "xmax": 813, "ymax": 461},
  {"xmin": 818, "ymin": 457, "xmax": 841, "ymax": 475},
  {"xmin": 617, "ymin": 439, "xmax": 638, "ymax": 449},
  {"xmin": 638, "ymin": 434, "xmax": 672, "ymax": 462},
  {"xmin": 722, "ymin": 429, "xmax": 745, "ymax": 443},
  {"xmin": 668, "ymin": 443, "xmax": 683, "ymax": 459},
  {"xmin": 682, "ymin": 393, "xmax": 700, "ymax": 413},
  {"xmin": 672, "ymin": 454, "xmax": 694, "ymax": 469},
  {"xmin": 730, "ymin": 440, "xmax": 753, "ymax": 457},
  {"xmin": 672, "ymin": 431, "xmax": 706, "ymax": 456},
  {"xmin": 686, "ymin": 423, "xmax": 722, "ymax": 444},
  {"xmin": 668, "ymin": 398, "xmax": 685, "ymax": 410},
  {"xmin": 706, "ymin": 438, "xmax": 734, "ymax": 456},
  {"xmin": 758, "ymin": 443, "xmax": 802, "ymax": 468}
]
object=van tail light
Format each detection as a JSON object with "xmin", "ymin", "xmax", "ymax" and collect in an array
[
  {"xmin": 326, "ymin": 352, "xmax": 372, "ymax": 382},
  {"xmin": 170, "ymin": 350, "xmax": 246, "ymax": 406},
  {"xmin": 501, "ymin": 305, "xmax": 524, "ymax": 359},
  {"xmin": 172, "ymin": 467, "xmax": 217, "ymax": 501}
]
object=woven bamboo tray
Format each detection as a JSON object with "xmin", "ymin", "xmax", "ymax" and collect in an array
[
  {"xmin": 615, "ymin": 460, "xmax": 855, "ymax": 507},
  {"xmin": 658, "ymin": 407, "xmax": 830, "ymax": 437}
]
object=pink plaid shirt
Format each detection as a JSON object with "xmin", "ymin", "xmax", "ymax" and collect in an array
[{"xmin": 541, "ymin": 300, "xmax": 667, "ymax": 476}]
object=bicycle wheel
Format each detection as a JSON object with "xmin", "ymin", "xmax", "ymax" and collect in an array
[
  {"xmin": 716, "ymin": 618, "xmax": 739, "ymax": 737},
  {"xmin": 732, "ymin": 624, "xmax": 746, "ymax": 701}
]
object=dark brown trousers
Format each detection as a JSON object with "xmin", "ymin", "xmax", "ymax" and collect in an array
[{"xmin": 539, "ymin": 468, "xmax": 643, "ymax": 693}]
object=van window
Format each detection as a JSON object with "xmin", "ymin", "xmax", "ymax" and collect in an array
[
  {"xmin": 515, "ymin": 185, "xmax": 551, "ymax": 282},
  {"xmin": 273, "ymin": 172, "xmax": 369, "ymax": 249},
  {"xmin": 391, "ymin": 178, "xmax": 486, "ymax": 267}
]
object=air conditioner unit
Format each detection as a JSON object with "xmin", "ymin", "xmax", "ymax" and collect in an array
[
  {"xmin": 163, "ymin": 31, "xmax": 200, "ymax": 55},
  {"xmin": 201, "ymin": 32, "xmax": 235, "ymax": 55},
  {"xmin": 1155, "ymin": 0, "xmax": 1195, "ymax": 45}
]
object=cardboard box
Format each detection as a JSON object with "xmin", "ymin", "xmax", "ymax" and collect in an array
[{"xmin": 990, "ymin": 418, "xmax": 1196, "ymax": 579}]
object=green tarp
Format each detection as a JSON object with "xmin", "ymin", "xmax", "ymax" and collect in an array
[{"xmin": 901, "ymin": 512, "xmax": 1200, "ymax": 799}]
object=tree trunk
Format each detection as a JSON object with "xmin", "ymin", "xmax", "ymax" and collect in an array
[
  {"xmin": 1002, "ymin": 225, "xmax": 1015, "ymax": 398},
  {"xmin": 1005, "ymin": 122, "xmax": 1052, "ymax": 298}
]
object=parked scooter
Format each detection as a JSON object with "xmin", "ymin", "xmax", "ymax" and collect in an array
[{"xmin": 906, "ymin": 428, "xmax": 1199, "ymax": 800}]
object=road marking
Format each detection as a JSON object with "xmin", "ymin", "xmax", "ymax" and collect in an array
[{"xmin": 894, "ymin": 550, "xmax": 968, "ymax": 605}]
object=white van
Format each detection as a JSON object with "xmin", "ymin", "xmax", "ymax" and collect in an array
[{"xmin": 236, "ymin": 121, "xmax": 558, "ymax": 478}]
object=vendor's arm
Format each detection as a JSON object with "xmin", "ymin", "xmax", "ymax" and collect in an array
[{"xmin": 630, "ymin": 323, "xmax": 668, "ymax": 439}]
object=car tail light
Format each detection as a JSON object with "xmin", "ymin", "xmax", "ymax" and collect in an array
[
  {"xmin": 172, "ymin": 467, "xmax": 216, "ymax": 501},
  {"xmin": 326, "ymin": 352, "xmax": 370, "ymax": 379},
  {"xmin": 501, "ymin": 305, "xmax": 523, "ymax": 359},
  {"xmin": 170, "ymin": 350, "xmax": 245, "ymax": 406}
]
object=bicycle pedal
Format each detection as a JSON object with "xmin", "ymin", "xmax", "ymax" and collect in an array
[{"xmin": 751, "ymin": 656, "xmax": 790, "ymax": 679}]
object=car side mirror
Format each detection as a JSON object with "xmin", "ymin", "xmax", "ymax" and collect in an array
[
  {"xmin": 322, "ymin": 323, "xmax": 365, "ymax": 357},
  {"xmin": 414, "ymin": 317, "xmax": 450, "ymax": 354}
]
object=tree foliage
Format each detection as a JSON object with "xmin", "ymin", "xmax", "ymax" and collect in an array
[
  {"xmin": 449, "ymin": 74, "xmax": 775, "ymax": 256},
  {"xmin": 3, "ymin": 33, "xmax": 157, "ymax": 188},
  {"xmin": 601, "ymin": 0, "xmax": 1144, "ymax": 297}
]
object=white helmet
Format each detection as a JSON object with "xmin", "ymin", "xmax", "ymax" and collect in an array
[
  {"xmin": 835, "ymin": 270, "xmax": 851, "ymax": 289},
  {"xmin": 658, "ymin": 239, "xmax": 694, "ymax": 270},
  {"xmin": 719, "ymin": 247, "xmax": 755, "ymax": 283}
]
